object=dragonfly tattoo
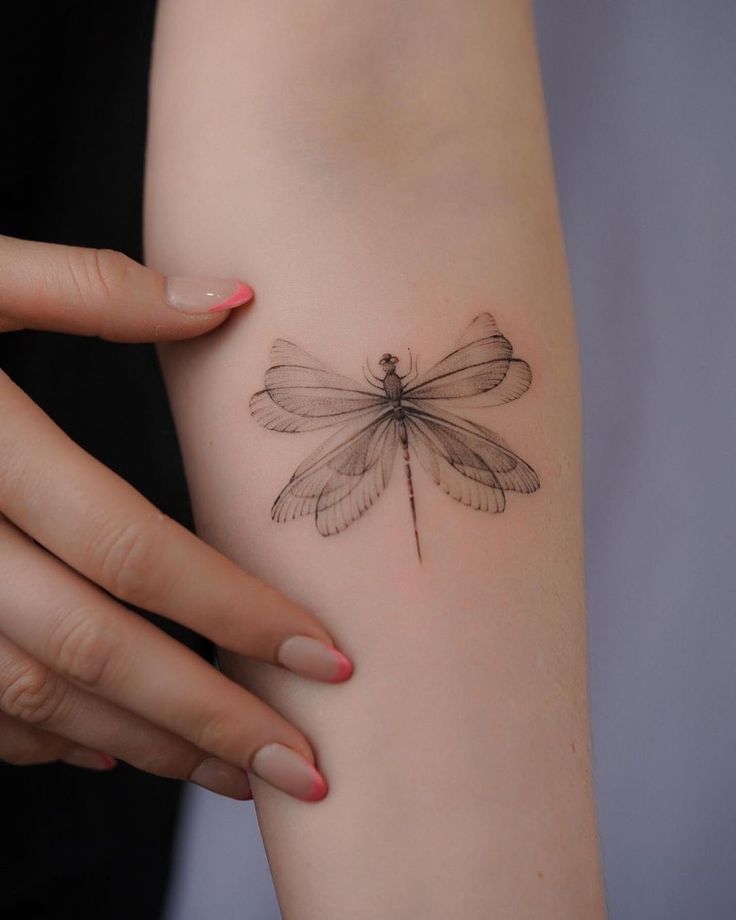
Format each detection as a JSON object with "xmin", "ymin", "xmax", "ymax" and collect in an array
[{"xmin": 249, "ymin": 313, "xmax": 540, "ymax": 562}]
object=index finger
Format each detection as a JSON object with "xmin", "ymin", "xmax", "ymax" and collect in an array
[
  {"xmin": 0, "ymin": 374, "xmax": 353, "ymax": 683},
  {"xmin": 0, "ymin": 234, "xmax": 253, "ymax": 342}
]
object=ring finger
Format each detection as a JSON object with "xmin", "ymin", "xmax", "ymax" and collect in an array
[
  {"xmin": 0, "ymin": 633, "xmax": 251, "ymax": 798},
  {"xmin": 0, "ymin": 519, "xmax": 326, "ymax": 801}
]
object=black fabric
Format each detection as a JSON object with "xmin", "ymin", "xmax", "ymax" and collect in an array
[{"xmin": 0, "ymin": 3, "xmax": 211, "ymax": 917}]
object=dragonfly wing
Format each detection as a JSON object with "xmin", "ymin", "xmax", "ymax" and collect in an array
[
  {"xmin": 405, "ymin": 414, "xmax": 506, "ymax": 512},
  {"xmin": 405, "ymin": 405, "xmax": 539, "ymax": 512},
  {"xmin": 272, "ymin": 411, "xmax": 399, "ymax": 535},
  {"xmin": 251, "ymin": 339, "xmax": 386, "ymax": 431},
  {"xmin": 250, "ymin": 390, "xmax": 386, "ymax": 432},
  {"xmin": 315, "ymin": 416, "xmax": 399, "ymax": 536},
  {"xmin": 403, "ymin": 312, "xmax": 532, "ymax": 408}
]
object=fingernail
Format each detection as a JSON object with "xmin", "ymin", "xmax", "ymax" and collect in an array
[
  {"xmin": 250, "ymin": 743, "xmax": 327, "ymax": 802},
  {"xmin": 277, "ymin": 635, "xmax": 354, "ymax": 682},
  {"xmin": 63, "ymin": 748, "xmax": 118, "ymax": 771},
  {"xmin": 190, "ymin": 758, "xmax": 253, "ymax": 800},
  {"xmin": 164, "ymin": 277, "xmax": 254, "ymax": 314}
]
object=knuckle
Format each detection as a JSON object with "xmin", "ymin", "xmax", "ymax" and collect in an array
[
  {"xmin": 94, "ymin": 512, "xmax": 170, "ymax": 607},
  {"xmin": 46, "ymin": 607, "xmax": 117, "ymax": 689},
  {"xmin": 0, "ymin": 662, "xmax": 67, "ymax": 726},
  {"xmin": 192, "ymin": 710, "xmax": 235, "ymax": 759},
  {"xmin": 65, "ymin": 246, "xmax": 132, "ymax": 307}
]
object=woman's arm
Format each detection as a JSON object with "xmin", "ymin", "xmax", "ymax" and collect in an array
[{"xmin": 144, "ymin": 0, "xmax": 605, "ymax": 916}]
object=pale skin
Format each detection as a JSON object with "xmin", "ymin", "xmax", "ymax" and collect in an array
[
  {"xmin": 0, "ymin": 235, "xmax": 355, "ymax": 800},
  {"xmin": 144, "ymin": 0, "xmax": 606, "ymax": 917}
]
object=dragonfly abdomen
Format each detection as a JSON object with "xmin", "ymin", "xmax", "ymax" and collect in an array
[
  {"xmin": 391, "ymin": 406, "xmax": 408, "ymax": 444},
  {"xmin": 396, "ymin": 413, "xmax": 421, "ymax": 561}
]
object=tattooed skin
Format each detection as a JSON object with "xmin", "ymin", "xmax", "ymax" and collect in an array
[{"xmin": 249, "ymin": 313, "xmax": 539, "ymax": 561}]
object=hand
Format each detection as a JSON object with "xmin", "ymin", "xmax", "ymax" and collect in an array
[{"xmin": 0, "ymin": 234, "xmax": 353, "ymax": 802}]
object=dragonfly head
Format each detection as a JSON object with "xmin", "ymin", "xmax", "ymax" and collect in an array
[{"xmin": 379, "ymin": 353, "xmax": 399, "ymax": 372}]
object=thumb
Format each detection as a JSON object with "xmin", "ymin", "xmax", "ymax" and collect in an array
[{"xmin": 0, "ymin": 235, "xmax": 254, "ymax": 343}]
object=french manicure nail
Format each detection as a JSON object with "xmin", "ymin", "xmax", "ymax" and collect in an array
[
  {"xmin": 277, "ymin": 635, "xmax": 354, "ymax": 682},
  {"xmin": 165, "ymin": 276, "xmax": 254, "ymax": 314},
  {"xmin": 63, "ymin": 748, "xmax": 117, "ymax": 771},
  {"xmin": 250, "ymin": 743, "xmax": 327, "ymax": 802},
  {"xmin": 190, "ymin": 758, "xmax": 252, "ymax": 800}
]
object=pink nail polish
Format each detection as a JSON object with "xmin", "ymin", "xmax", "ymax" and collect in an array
[
  {"xmin": 276, "ymin": 635, "xmax": 354, "ymax": 683},
  {"xmin": 326, "ymin": 649, "xmax": 354, "ymax": 682},
  {"xmin": 164, "ymin": 277, "xmax": 254, "ymax": 314},
  {"xmin": 304, "ymin": 765, "xmax": 328, "ymax": 802},
  {"xmin": 208, "ymin": 281, "xmax": 255, "ymax": 313},
  {"xmin": 63, "ymin": 749, "xmax": 118, "ymax": 771},
  {"xmin": 249, "ymin": 742, "xmax": 329, "ymax": 802}
]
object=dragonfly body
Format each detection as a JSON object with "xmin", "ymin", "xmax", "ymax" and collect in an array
[
  {"xmin": 378, "ymin": 353, "xmax": 422, "ymax": 557},
  {"xmin": 250, "ymin": 313, "xmax": 540, "ymax": 563},
  {"xmin": 380, "ymin": 356, "xmax": 403, "ymax": 402},
  {"xmin": 379, "ymin": 355, "xmax": 408, "ymax": 440}
]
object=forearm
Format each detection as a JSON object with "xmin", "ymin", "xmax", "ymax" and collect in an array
[{"xmin": 144, "ymin": 1, "xmax": 604, "ymax": 916}]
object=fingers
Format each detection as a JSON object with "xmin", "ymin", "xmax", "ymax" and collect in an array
[
  {"xmin": 0, "ymin": 711, "xmax": 101, "ymax": 767},
  {"xmin": 0, "ymin": 518, "xmax": 327, "ymax": 801},
  {"xmin": 0, "ymin": 234, "xmax": 254, "ymax": 342},
  {"xmin": 0, "ymin": 374, "xmax": 353, "ymax": 683},
  {"xmin": 0, "ymin": 633, "xmax": 251, "ymax": 799}
]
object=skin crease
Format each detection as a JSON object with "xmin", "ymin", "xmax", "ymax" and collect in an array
[{"xmin": 144, "ymin": 1, "xmax": 606, "ymax": 917}]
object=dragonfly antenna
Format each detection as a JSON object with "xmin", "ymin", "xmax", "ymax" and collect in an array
[
  {"xmin": 402, "ymin": 349, "xmax": 419, "ymax": 385},
  {"xmin": 365, "ymin": 356, "xmax": 383, "ymax": 383}
]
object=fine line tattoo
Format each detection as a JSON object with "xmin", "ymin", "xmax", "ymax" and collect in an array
[{"xmin": 249, "ymin": 313, "xmax": 540, "ymax": 561}]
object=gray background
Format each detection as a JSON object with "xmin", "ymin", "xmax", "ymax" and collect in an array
[{"xmin": 165, "ymin": 3, "xmax": 736, "ymax": 918}]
